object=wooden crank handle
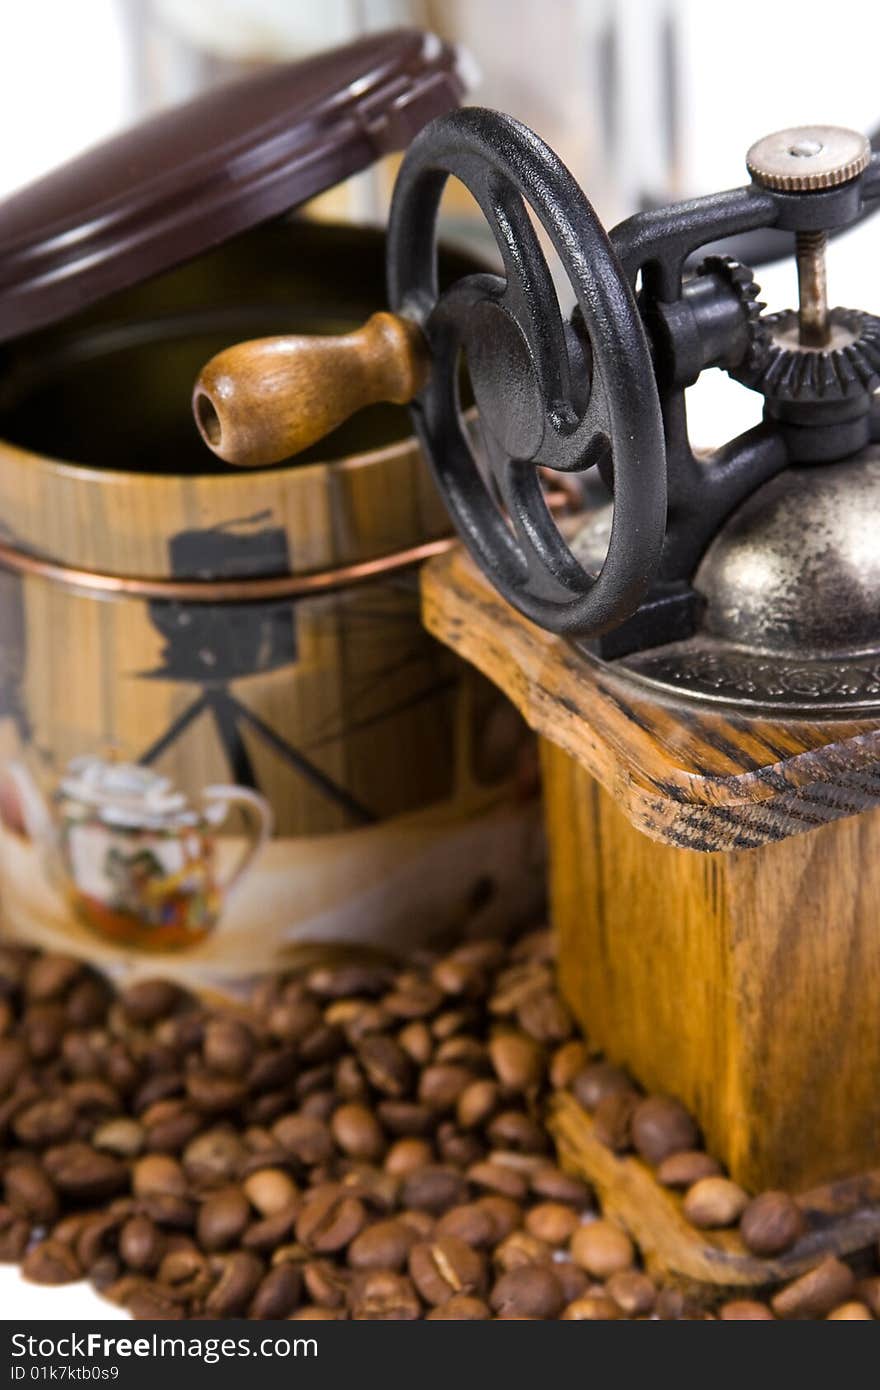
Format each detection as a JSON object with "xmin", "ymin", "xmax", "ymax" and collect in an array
[{"xmin": 192, "ymin": 311, "xmax": 430, "ymax": 467}]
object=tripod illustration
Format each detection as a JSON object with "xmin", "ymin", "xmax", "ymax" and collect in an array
[{"xmin": 137, "ymin": 677, "xmax": 375, "ymax": 826}]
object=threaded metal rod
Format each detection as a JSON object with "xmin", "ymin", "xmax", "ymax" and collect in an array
[{"xmin": 796, "ymin": 230, "xmax": 829, "ymax": 347}]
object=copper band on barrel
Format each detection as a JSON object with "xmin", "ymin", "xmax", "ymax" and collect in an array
[{"xmin": 0, "ymin": 537, "xmax": 460, "ymax": 603}]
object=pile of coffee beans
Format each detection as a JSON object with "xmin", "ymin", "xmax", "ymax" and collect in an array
[{"xmin": 0, "ymin": 934, "xmax": 876, "ymax": 1319}]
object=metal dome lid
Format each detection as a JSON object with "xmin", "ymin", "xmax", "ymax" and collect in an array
[{"xmin": 0, "ymin": 28, "xmax": 469, "ymax": 345}]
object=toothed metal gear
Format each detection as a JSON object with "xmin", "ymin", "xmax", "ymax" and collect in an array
[
  {"xmin": 699, "ymin": 256, "xmax": 769, "ymax": 371},
  {"xmin": 732, "ymin": 307, "xmax": 880, "ymax": 402}
]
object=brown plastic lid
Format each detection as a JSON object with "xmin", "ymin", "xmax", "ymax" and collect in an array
[{"xmin": 0, "ymin": 28, "xmax": 466, "ymax": 345}]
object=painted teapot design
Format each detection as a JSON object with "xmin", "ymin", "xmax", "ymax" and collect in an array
[{"xmin": 8, "ymin": 756, "xmax": 272, "ymax": 950}]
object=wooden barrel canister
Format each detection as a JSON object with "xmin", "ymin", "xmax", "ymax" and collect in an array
[{"xmin": 0, "ymin": 221, "xmax": 544, "ymax": 988}]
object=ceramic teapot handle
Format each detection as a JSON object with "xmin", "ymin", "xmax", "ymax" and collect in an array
[
  {"xmin": 202, "ymin": 785, "xmax": 273, "ymax": 896},
  {"xmin": 192, "ymin": 312, "xmax": 430, "ymax": 468}
]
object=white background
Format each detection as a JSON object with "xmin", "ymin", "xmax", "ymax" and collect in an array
[{"xmin": 0, "ymin": 0, "xmax": 879, "ymax": 1320}]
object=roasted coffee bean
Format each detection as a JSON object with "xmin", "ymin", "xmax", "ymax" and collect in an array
[
  {"xmin": 569, "ymin": 1221, "xmax": 634, "ymax": 1277},
  {"xmin": 397, "ymin": 1021, "xmax": 433, "ymax": 1066},
  {"xmin": 719, "ymin": 1299, "xmax": 776, "ymax": 1320},
  {"xmin": 75, "ymin": 1211, "xmax": 127, "ymax": 1270},
  {"xmin": 186, "ymin": 1070, "xmax": 248, "ymax": 1114},
  {"xmin": 348, "ymin": 1218, "xmax": 417, "ymax": 1271},
  {"xmin": 435, "ymin": 1203, "xmax": 495, "ymax": 1249},
  {"xmin": 268, "ymin": 999, "xmax": 322, "ymax": 1043},
  {"xmin": 857, "ymin": 1277, "xmax": 880, "ymax": 1317},
  {"xmin": 133, "ymin": 1154, "xmax": 187, "ymax": 1198},
  {"xmin": 630, "ymin": 1096, "xmax": 700, "ymax": 1165},
  {"xmin": 376, "ymin": 1102, "xmax": 432, "ymax": 1137},
  {"xmin": 204, "ymin": 1251, "xmax": 264, "ymax": 1316},
  {"xmin": 203, "ymin": 1018, "xmax": 256, "ymax": 1076},
  {"xmin": 549, "ymin": 1040, "xmax": 589, "ymax": 1090},
  {"xmin": 493, "ymin": 1230, "xmax": 551, "ymax": 1272},
  {"xmin": 307, "ymin": 964, "xmax": 393, "ymax": 1000},
  {"xmin": 242, "ymin": 1203, "xmax": 299, "ymax": 1252},
  {"xmin": 65, "ymin": 978, "xmax": 111, "ymax": 1028},
  {"xmin": 398, "ymin": 1209, "xmax": 434, "ymax": 1240},
  {"xmin": 349, "ymin": 1269, "xmax": 421, "ymax": 1319},
  {"xmin": 272, "ymin": 1114, "xmax": 333, "ymax": 1166},
  {"xmin": 157, "ymin": 1247, "xmax": 209, "ymax": 1292},
  {"xmin": 739, "ymin": 1191, "xmax": 805, "ymax": 1256},
  {"xmin": 302, "ymin": 1258, "xmax": 350, "ymax": 1308},
  {"xmin": 296, "ymin": 1186, "xmax": 366, "ymax": 1253},
  {"xmin": 22, "ymin": 1238, "xmax": 81, "ymax": 1285},
  {"xmin": 467, "ymin": 1161, "xmax": 528, "ymax": 1202},
  {"xmin": 457, "ymin": 1079, "xmax": 500, "ymax": 1130},
  {"xmin": 524, "ymin": 1202, "xmax": 579, "ymax": 1245},
  {"xmin": 487, "ymin": 1111, "xmax": 549, "ymax": 1155},
  {"xmin": 299, "ymin": 1091, "xmax": 336, "ymax": 1123},
  {"xmin": 133, "ymin": 1072, "xmax": 184, "ymax": 1113},
  {"xmin": 25, "ymin": 954, "xmax": 82, "ymax": 1003},
  {"xmin": 334, "ymin": 1056, "xmax": 369, "ymax": 1104},
  {"xmin": 592, "ymin": 1090, "xmax": 637, "ymax": 1153},
  {"xmin": 126, "ymin": 1284, "xmax": 185, "ymax": 1320},
  {"xmin": 338, "ymin": 1166, "xmax": 398, "ymax": 1214},
  {"xmin": 426, "ymin": 1295, "xmax": 491, "ymax": 1319},
  {"xmin": 22, "ymin": 1005, "xmax": 66, "ymax": 1060},
  {"xmin": 414, "ymin": 1061, "xmax": 469, "ymax": 1106},
  {"xmin": 121, "ymin": 980, "xmax": 184, "ymax": 1025},
  {"xmin": 0, "ymin": 1038, "xmax": 28, "ymax": 1094},
  {"xmin": 356, "ymin": 1036, "xmax": 413, "ymax": 1098},
  {"xmin": 409, "ymin": 1236, "xmax": 486, "ymax": 1305},
  {"xmin": 517, "ymin": 991, "xmax": 572, "ymax": 1044},
  {"xmin": 0, "ymin": 1206, "xmax": 31, "ymax": 1261},
  {"xmin": 248, "ymin": 1045, "xmax": 299, "ymax": 1093},
  {"xmin": 89, "ymin": 1253, "xmax": 122, "ymax": 1292},
  {"xmin": 432, "ymin": 1011, "xmax": 479, "ymax": 1045},
  {"xmin": 654, "ymin": 1287, "xmax": 693, "ymax": 1320},
  {"xmin": 250, "ymin": 1262, "xmax": 303, "ymax": 1319},
  {"xmin": 331, "ymin": 1103, "xmax": 385, "ymax": 1161},
  {"xmin": 476, "ymin": 1195, "xmax": 522, "ymax": 1243},
  {"xmin": 554, "ymin": 1260, "xmax": 589, "ymax": 1305},
  {"xmin": 247, "ymin": 1090, "xmax": 298, "ymax": 1126},
  {"xmin": 119, "ymin": 1215, "xmax": 163, "ymax": 1272},
  {"xmin": 562, "ymin": 1294, "xmax": 621, "ymax": 1320},
  {"xmin": 772, "ymin": 1258, "xmax": 856, "ymax": 1319},
  {"xmin": 400, "ymin": 1166, "xmax": 468, "ymax": 1214},
  {"xmin": 571, "ymin": 1062, "xmax": 632, "ymax": 1112},
  {"xmin": 431, "ymin": 957, "xmax": 486, "ymax": 999},
  {"xmin": 606, "ymin": 1269, "xmax": 657, "ymax": 1316},
  {"xmin": 436, "ymin": 1123, "xmax": 483, "ymax": 1169},
  {"xmin": 384, "ymin": 1138, "xmax": 433, "ymax": 1176},
  {"xmin": 682, "ymin": 1176, "xmax": 749, "ymax": 1229},
  {"xmin": 289, "ymin": 1305, "xmax": 346, "ymax": 1320},
  {"xmin": 827, "ymin": 1301, "xmax": 873, "ymax": 1319},
  {"xmin": 197, "ymin": 1188, "xmax": 251, "ymax": 1251},
  {"xmin": 383, "ymin": 976, "xmax": 443, "ymax": 1020},
  {"xmin": 144, "ymin": 1101, "xmax": 202, "ymax": 1153},
  {"xmin": 488, "ymin": 1033, "xmax": 544, "ymax": 1091},
  {"xmin": 529, "ymin": 1165, "xmax": 591, "ymax": 1207},
  {"xmin": 490, "ymin": 1265, "xmax": 564, "ymax": 1319},
  {"xmin": 655, "ymin": 1149, "xmax": 722, "ymax": 1189},
  {"xmin": 46, "ymin": 1144, "xmax": 127, "ymax": 1200},
  {"xmin": 182, "ymin": 1128, "xmax": 244, "ymax": 1185},
  {"xmin": 4, "ymin": 1162, "xmax": 59, "ymax": 1222},
  {"xmin": 13, "ymin": 1096, "xmax": 75, "ymax": 1145},
  {"xmin": 243, "ymin": 1167, "xmax": 298, "ymax": 1217},
  {"xmin": 298, "ymin": 1025, "xmax": 346, "ymax": 1067},
  {"xmin": 156, "ymin": 1013, "xmax": 205, "ymax": 1053}
]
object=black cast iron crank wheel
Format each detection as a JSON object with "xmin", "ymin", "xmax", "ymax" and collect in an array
[{"xmin": 386, "ymin": 107, "xmax": 667, "ymax": 638}]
